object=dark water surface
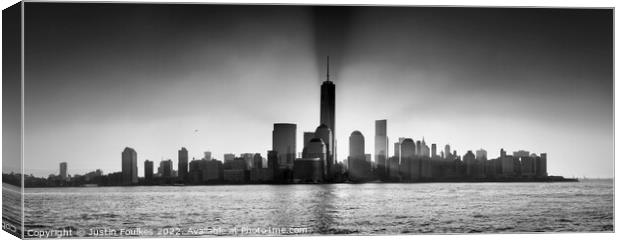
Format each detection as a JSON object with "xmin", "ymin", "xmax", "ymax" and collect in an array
[{"xmin": 23, "ymin": 180, "xmax": 613, "ymax": 237}]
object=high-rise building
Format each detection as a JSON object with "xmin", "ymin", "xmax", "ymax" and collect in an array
[
  {"xmin": 476, "ymin": 149, "xmax": 488, "ymax": 161},
  {"xmin": 349, "ymin": 131, "xmax": 365, "ymax": 159},
  {"xmin": 241, "ymin": 153, "xmax": 254, "ymax": 170},
  {"xmin": 160, "ymin": 159, "xmax": 173, "ymax": 178},
  {"xmin": 224, "ymin": 153, "xmax": 235, "ymax": 163},
  {"xmin": 203, "ymin": 151, "xmax": 212, "ymax": 161},
  {"xmin": 59, "ymin": 162, "xmax": 67, "ymax": 180},
  {"xmin": 272, "ymin": 123, "xmax": 297, "ymax": 170},
  {"xmin": 121, "ymin": 147, "xmax": 138, "ymax": 185},
  {"xmin": 303, "ymin": 132, "xmax": 315, "ymax": 149},
  {"xmin": 375, "ymin": 120, "xmax": 388, "ymax": 179},
  {"xmin": 348, "ymin": 131, "xmax": 368, "ymax": 181},
  {"xmin": 537, "ymin": 153, "xmax": 548, "ymax": 177},
  {"xmin": 144, "ymin": 160, "xmax": 153, "ymax": 181},
  {"xmin": 314, "ymin": 124, "xmax": 334, "ymax": 179},
  {"xmin": 444, "ymin": 144, "xmax": 451, "ymax": 160},
  {"xmin": 302, "ymin": 138, "xmax": 327, "ymax": 176},
  {"xmin": 400, "ymin": 139, "xmax": 415, "ymax": 180},
  {"xmin": 320, "ymin": 57, "xmax": 336, "ymax": 140},
  {"xmin": 178, "ymin": 147, "xmax": 188, "ymax": 181},
  {"xmin": 431, "ymin": 144, "xmax": 437, "ymax": 158},
  {"xmin": 253, "ymin": 153, "xmax": 263, "ymax": 169}
]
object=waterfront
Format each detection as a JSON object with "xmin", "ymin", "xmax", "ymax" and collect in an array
[{"xmin": 22, "ymin": 180, "xmax": 612, "ymax": 237}]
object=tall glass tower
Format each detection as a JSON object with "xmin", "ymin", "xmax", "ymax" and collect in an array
[{"xmin": 320, "ymin": 56, "xmax": 336, "ymax": 170}]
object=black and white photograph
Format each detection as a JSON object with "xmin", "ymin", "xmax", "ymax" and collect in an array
[{"xmin": 1, "ymin": 0, "xmax": 615, "ymax": 239}]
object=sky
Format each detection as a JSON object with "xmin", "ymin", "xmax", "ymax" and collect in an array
[{"xmin": 17, "ymin": 3, "xmax": 612, "ymax": 178}]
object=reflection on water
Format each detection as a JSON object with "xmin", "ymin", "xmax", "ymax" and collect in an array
[{"xmin": 23, "ymin": 180, "xmax": 613, "ymax": 237}]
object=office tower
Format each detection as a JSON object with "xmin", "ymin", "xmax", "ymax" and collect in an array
[
  {"xmin": 272, "ymin": 123, "xmax": 297, "ymax": 170},
  {"xmin": 500, "ymin": 148, "xmax": 506, "ymax": 158},
  {"xmin": 349, "ymin": 131, "xmax": 365, "ymax": 159},
  {"xmin": 476, "ymin": 149, "xmax": 488, "ymax": 161},
  {"xmin": 241, "ymin": 153, "xmax": 254, "ymax": 170},
  {"xmin": 224, "ymin": 153, "xmax": 235, "ymax": 163},
  {"xmin": 293, "ymin": 157, "xmax": 324, "ymax": 183},
  {"xmin": 59, "ymin": 162, "xmax": 67, "ymax": 180},
  {"xmin": 253, "ymin": 153, "xmax": 263, "ymax": 169},
  {"xmin": 121, "ymin": 147, "xmax": 138, "ymax": 185},
  {"xmin": 400, "ymin": 139, "xmax": 415, "ymax": 180},
  {"xmin": 303, "ymin": 132, "xmax": 315, "ymax": 149},
  {"xmin": 348, "ymin": 131, "xmax": 369, "ymax": 180},
  {"xmin": 144, "ymin": 160, "xmax": 153, "ymax": 181},
  {"xmin": 320, "ymin": 57, "xmax": 336, "ymax": 139},
  {"xmin": 444, "ymin": 144, "xmax": 451, "ymax": 160},
  {"xmin": 431, "ymin": 144, "xmax": 437, "ymax": 158},
  {"xmin": 375, "ymin": 119, "xmax": 388, "ymax": 180},
  {"xmin": 203, "ymin": 151, "xmax": 212, "ymax": 161},
  {"xmin": 415, "ymin": 140, "xmax": 422, "ymax": 156},
  {"xmin": 267, "ymin": 150, "xmax": 278, "ymax": 170},
  {"xmin": 160, "ymin": 159, "xmax": 173, "ymax": 178},
  {"xmin": 464, "ymin": 150, "xmax": 476, "ymax": 177},
  {"xmin": 315, "ymin": 124, "xmax": 334, "ymax": 179},
  {"xmin": 178, "ymin": 147, "xmax": 188, "ymax": 181},
  {"xmin": 302, "ymin": 138, "xmax": 327, "ymax": 176},
  {"xmin": 537, "ymin": 153, "xmax": 548, "ymax": 177},
  {"xmin": 513, "ymin": 150, "xmax": 530, "ymax": 158}
]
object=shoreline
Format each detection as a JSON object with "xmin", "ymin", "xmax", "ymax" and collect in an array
[{"xmin": 9, "ymin": 176, "xmax": 584, "ymax": 188}]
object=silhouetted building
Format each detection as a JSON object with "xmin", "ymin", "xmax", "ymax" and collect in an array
[
  {"xmin": 144, "ymin": 160, "xmax": 153, "ymax": 181},
  {"xmin": 375, "ymin": 119, "xmax": 388, "ymax": 180},
  {"xmin": 314, "ymin": 124, "xmax": 333, "ymax": 179},
  {"xmin": 444, "ymin": 144, "xmax": 451, "ymax": 160},
  {"xmin": 203, "ymin": 151, "xmax": 212, "ymax": 161},
  {"xmin": 121, "ymin": 147, "xmax": 138, "ymax": 185},
  {"xmin": 178, "ymin": 147, "xmax": 188, "ymax": 181},
  {"xmin": 464, "ymin": 151, "xmax": 476, "ymax": 177},
  {"xmin": 320, "ymin": 57, "xmax": 336, "ymax": 142},
  {"xmin": 59, "ymin": 162, "xmax": 67, "ymax": 181},
  {"xmin": 513, "ymin": 150, "xmax": 530, "ymax": 158},
  {"xmin": 253, "ymin": 153, "xmax": 263, "ymax": 169},
  {"xmin": 272, "ymin": 123, "xmax": 296, "ymax": 170},
  {"xmin": 293, "ymin": 158, "xmax": 324, "ymax": 183},
  {"xmin": 537, "ymin": 153, "xmax": 548, "ymax": 177},
  {"xmin": 431, "ymin": 144, "xmax": 437, "ymax": 158},
  {"xmin": 302, "ymin": 138, "xmax": 327, "ymax": 177},
  {"xmin": 303, "ymin": 132, "xmax": 314, "ymax": 149},
  {"xmin": 400, "ymin": 139, "xmax": 416, "ymax": 180},
  {"xmin": 224, "ymin": 153, "xmax": 235, "ymax": 163},
  {"xmin": 349, "ymin": 131, "xmax": 370, "ymax": 181},
  {"xmin": 160, "ymin": 159, "xmax": 173, "ymax": 178},
  {"xmin": 241, "ymin": 153, "xmax": 255, "ymax": 170},
  {"xmin": 204, "ymin": 159, "xmax": 223, "ymax": 182}
]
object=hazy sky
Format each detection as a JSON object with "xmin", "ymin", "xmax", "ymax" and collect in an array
[{"xmin": 21, "ymin": 4, "xmax": 612, "ymax": 178}]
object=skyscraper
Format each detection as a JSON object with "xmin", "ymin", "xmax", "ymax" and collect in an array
[
  {"xmin": 303, "ymin": 132, "xmax": 315, "ymax": 149},
  {"xmin": 302, "ymin": 138, "xmax": 328, "ymax": 178},
  {"xmin": 348, "ymin": 131, "xmax": 368, "ymax": 180},
  {"xmin": 272, "ymin": 123, "xmax": 297, "ymax": 170},
  {"xmin": 400, "ymin": 139, "xmax": 415, "ymax": 180},
  {"xmin": 178, "ymin": 147, "xmax": 188, "ymax": 180},
  {"xmin": 144, "ymin": 160, "xmax": 153, "ymax": 181},
  {"xmin": 431, "ymin": 144, "xmax": 437, "ymax": 158},
  {"xmin": 314, "ymin": 124, "xmax": 334, "ymax": 179},
  {"xmin": 375, "ymin": 120, "xmax": 388, "ymax": 179},
  {"xmin": 320, "ymin": 56, "xmax": 336, "ymax": 168},
  {"xmin": 121, "ymin": 147, "xmax": 138, "ymax": 185},
  {"xmin": 59, "ymin": 162, "xmax": 67, "ymax": 180}
]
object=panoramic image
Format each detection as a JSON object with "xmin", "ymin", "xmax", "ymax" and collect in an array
[{"xmin": 1, "ymin": 1, "xmax": 613, "ymax": 239}]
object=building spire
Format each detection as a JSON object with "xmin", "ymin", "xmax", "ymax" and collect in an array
[{"xmin": 326, "ymin": 56, "xmax": 330, "ymax": 82}]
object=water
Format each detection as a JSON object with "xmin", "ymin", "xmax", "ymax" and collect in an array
[{"xmin": 22, "ymin": 180, "xmax": 613, "ymax": 237}]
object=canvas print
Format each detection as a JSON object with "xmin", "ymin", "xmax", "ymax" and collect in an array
[{"xmin": 2, "ymin": 1, "xmax": 614, "ymax": 238}]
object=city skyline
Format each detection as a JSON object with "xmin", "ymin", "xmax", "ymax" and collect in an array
[{"xmin": 14, "ymin": 4, "xmax": 613, "ymax": 178}]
